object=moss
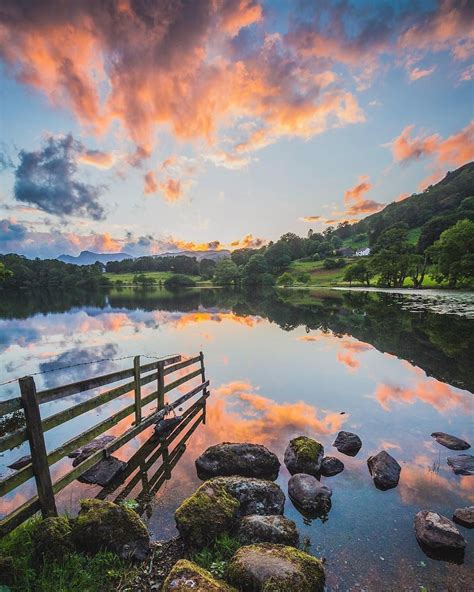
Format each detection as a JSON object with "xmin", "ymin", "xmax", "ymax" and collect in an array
[
  {"xmin": 72, "ymin": 499, "xmax": 149, "ymax": 560},
  {"xmin": 175, "ymin": 482, "xmax": 239, "ymax": 549},
  {"xmin": 32, "ymin": 516, "xmax": 74, "ymax": 562},
  {"xmin": 227, "ymin": 543, "xmax": 325, "ymax": 592},
  {"xmin": 162, "ymin": 559, "xmax": 236, "ymax": 591},
  {"xmin": 291, "ymin": 436, "xmax": 323, "ymax": 462}
]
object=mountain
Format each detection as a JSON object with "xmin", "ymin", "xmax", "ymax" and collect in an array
[
  {"xmin": 159, "ymin": 249, "xmax": 231, "ymax": 261},
  {"xmin": 343, "ymin": 161, "xmax": 474, "ymax": 243},
  {"xmin": 57, "ymin": 251, "xmax": 134, "ymax": 265}
]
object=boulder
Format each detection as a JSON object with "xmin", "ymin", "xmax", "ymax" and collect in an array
[
  {"xmin": 238, "ymin": 515, "xmax": 299, "ymax": 547},
  {"xmin": 284, "ymin": 436, "xmax": 324, "ymax": 476},
  {"xmin": 227, "ymin": 543, "xmax": 325, "ymax": 592},
  {"xmin": 453, "ymin": 506, "xmax": 474, "ymax": 528},
  {"xmin": 72, "ymin": 498, "xmax": 150, "ymax": 560},
  {"xmin": 332, "ymin": 431, "xmax": 362, "ymax": 456},
  {"xmin": 7, "ymin": 455, "xmax": 31, "ymax": 470},
  {"xmin": 195, "ymin": 442, "xmax": 280, "ymax": 480},
  {"xmin": 162, "ymin": 559, "xmax": 236, "ymax": 592},
  {"xmin": 447, "ymin": 454, "xmax": 474, "ymax": 476},
  {"xmin": 213, "ymin": 476, "xmax": 286, "ymax": 518},
  {"xmin": 69, "ymin": 435, "xmax": 116, "ymax": 465},
  {"xmin": 32, "ymin": 516, "xmax": 74, "ymax": 562},
  {"xmin": 320, "ymin": 456, "xmax": 344, "ymax": 477},
  {"xmin": 288, "ymin": 474, "xmax": 332, "ymax": 517},
  {"xmin": 77, "ymin": 456, "xmax": 126, "ymax": 486},
  {"xmin": 414, "ymin": 511, "xmax": 466, "ymax": 560},
  {"xmin": 367, "ymin": 451, "xmax": 401, "ymax": 490},
  {"xmin": 431, "ymin": 432, "xmax": 470, "ymax": 450},
  {"xmin": 175, "ymin": 480, "xmax": 240, "ymax": 549}
]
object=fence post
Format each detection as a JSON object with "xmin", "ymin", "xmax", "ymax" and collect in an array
[
  {"xmin": 19, "ymin": 376, "xmax": 57, "ymax": 518},
  {"xmin": 133, "ymin": 356, "xmax": 142, "ymax": 425},
  {"xmin": 157, "ymin": 360, "xmax": 165, "ymax": 410},
  {"xmin": 199, "ymin": 351, "xmax": 207, "ymax": 424}
]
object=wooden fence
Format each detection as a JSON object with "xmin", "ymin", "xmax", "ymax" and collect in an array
[{"xmin": 0, "ymin": 352, "xmax": 209, "ymax": 537}]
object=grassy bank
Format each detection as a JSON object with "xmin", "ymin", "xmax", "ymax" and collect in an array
[{"xmin": 104, "ymin": 271, "xmax": 208, "ymax": 285}]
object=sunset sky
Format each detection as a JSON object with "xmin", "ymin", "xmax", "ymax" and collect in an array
[{"xmin": 0, "ymin": 0, "xmax": 473, "ymax": 258}]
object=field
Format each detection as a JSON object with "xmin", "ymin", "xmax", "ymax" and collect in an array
[
  {"xmin": 104, "ymin": 271, "xmax": 203, "ymax": 285},
  {"xmin": 287, "ymin": 260, "xmax": 349, "ymax": 286}
]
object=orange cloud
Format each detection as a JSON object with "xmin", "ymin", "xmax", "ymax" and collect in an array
[
  {"xmin": 340, "ymin": 175, "xmax": 384, "ymax": 217},
  {"xmin": 158, "ymin": 178, "xmax": 183, "ymax": 202},
  {"xmin": 144, "ymin": 171, "xmax": 158, "ymax": 195},
  {"xmin": 395, "ymin": 192, "xmax": 410, "ymax": 202},
  {"xmin": 230, "ymin": 234, "xmax": 267, "ymax": 249},
  {"xmin": 78, "ymin": 150, "xmax": 116, "ymax": 169},
  {"xmin": 336, "ymin": 339, "xmax": 373, "ymax": 371},
  {"xmin": 299, "ymin": 216, "xmax": 321, "ymax": 222},
  {"xmin": 408, "ymin": 65, "xmax": 436, "ymax": 81}
]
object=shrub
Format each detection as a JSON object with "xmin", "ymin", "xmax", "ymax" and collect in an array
[{"xmin": 164, "ymin": 274, "xmax": 196, "ymax": 291}]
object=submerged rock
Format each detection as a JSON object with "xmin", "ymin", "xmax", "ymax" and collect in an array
[
  {"xmin": 431, "ymin": 432, "xmax": 470, "ymax": 450},
  {"xmin": 195, "ymin": 442, "xmax": 280, "ymax": 480},
  {"xmin": 238, "ymin": 515, "xmax": 299, "ymax": 547},
  {"xmin": 320, "ymin": 456, "xmax": 344, "ymax": 477},
  {"xmin": 288, "ymin": 474, "xmax": 332, "ymax": 517},
  {"xmin": 414, "ymin": 511, "xmax": 466, "ymax": 560},
  {"xmin": 213, "ymin": 476, "xmax": 286, "ymax": 518},
  {"xmin": 175, "ymin": 480, "xmax": 240, "ymax": 549},
  {"xmin": 69, "ymin": 435, "xmax": 116, "ymax": 465},
  {"xmin": 367, "ymin": 451, "xmax": 401, "ymax": 490},
  {"xmin": 162, "ymin": 559, "xmax": 236, "ymax": 592},
  {"xmin": 32, "ymin": 516, "xmax": 74, "ymax": 561},
  {"xmin": 227, "ymin": 543, "xmax": 325, "ymax": 592},
  {"xmin": 7, "ymin": 455, "xmax": 31, "ymax": 470},
  {"xmin": 72, "ymin": 498, "xmax": 150, "ymax": 560},
  {"xmin": 447, "ymin": 454, "xmax": 474, "ymax": 476},
  {"xmin": 284, "ymin": 436, "xmax": 324, "ymax": 476},
  {"xmin": 154, "ymin": 417, "xmax": 182, "ymax": 439},
  {"xmin": 333, "ymin": 431, "xmax": 362, "ymax": 456},
  {"xmin": 453, "ymin": 506, "xmax": 474, "ymax": 528},
  {"xmin": 77, "ymin": 456, "xmax": 126, "ymax": 486}
]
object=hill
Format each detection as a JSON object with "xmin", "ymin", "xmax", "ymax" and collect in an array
[{"xmin": 58, "ymin": 251, "xmax": 133, "ymax": 265}]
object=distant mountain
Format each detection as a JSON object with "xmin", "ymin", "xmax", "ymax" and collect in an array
[
  {"xmin": 57, "ymin": 251, "xmax": 134, "ymax": 265},
  {"xmin": 160, "ymin": 249, "xmax": 231, "ymax": 261}
]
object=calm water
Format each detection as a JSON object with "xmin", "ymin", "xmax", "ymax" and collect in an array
[{"xmin": 1, "ymin": 287, "xmax": 473, "ymax": 591}]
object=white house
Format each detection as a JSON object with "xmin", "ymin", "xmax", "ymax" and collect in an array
[{"xmin": 355, "ymin": 247, "xmax": 371, "ymax": 257}]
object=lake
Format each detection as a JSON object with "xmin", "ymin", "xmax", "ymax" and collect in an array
[{"xmin": 1, "ymin": 287, "xmax": 473, "ymax": 591}]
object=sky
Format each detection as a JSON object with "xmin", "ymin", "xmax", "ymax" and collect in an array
[{"xmin": 0, "ymin": 0, "xmax": 473, "ymax": 258}]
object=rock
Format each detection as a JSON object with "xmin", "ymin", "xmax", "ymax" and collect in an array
[
  {"xmin": 32, "ymin": 516, "xmax": 74, "ymax": 562},
  {"xmin": 320, "ymin": 456, "xmax": 344, "ymax": 477},
  {"xmin": 7, "ymin": 455, "xmax": 32, "ymax": 470},
  {"xmin": 414, "ymin": 511, "xmax": 466, "ymax": 560},
  {"xmin": 154, "ymin": 417, "xmax": 182, "ymax": 439},
  {"xmin": 284, "ymin": 436, "xmax": 324, "ymax": 476},
  {"xmin": 162, "ymin": 559, "xmax": 236, "ymax": 592},
  {"xmin": 175, "ymin": 480, "xmax": 240, "ymax": 549},
  {"xmin": 227, "ymin": 543, "xmax": 325, "ymax": 592},
  {"xmin": 333, "ymin": 431, "xmax": 362, "ymax": 456},
  {"xmin": 77, "ymin": 456, "xmax": 126, "ymax": 486},
  {"xmin": 69, "ymin": 435, "xmax": 116, "ymax": 465},
  {"xmin": 453, "ymin": 507, "xmax": 474, "ymax": 528},
  {"xmin": 213, "ymin": 476, "xmax": 286, "ymax": 518},
  {"xmin": 72, "ymin": 498, "xmax": 150, "ymax": 560},
  {"xmin": 238, "ymin": 515, "xmax": 299, "ymax": 547},
  {"xmin": 288, "ymin": 474, "xmax": 332, "ymax": 517},
  {"xmin": 195, "ymin": 442, "xmax": 280, "ymax": 480},
  {"xmin": 367, "ymin": 451, "xmax": 401, "ymax": 490},
  {"xmin": 431, "ymin": 432, "xmax": 470, "ymax": 450},
  {"xmin": 447, "ymin": 454, "xmax": 474, "ymax": 476}
]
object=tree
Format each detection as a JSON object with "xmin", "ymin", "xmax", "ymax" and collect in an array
[
  {"xmin": 344, "ymin": 260, "xmax": 372, "ymax": 286},
  {"xmin": 164, "ymin": 274, "xmax": 196, "ymax": 291},
  {"xmin": 370, "ymin": 225, "xmax": 413, "ymax": 287},
  {"xmin": 429, "ymin": 219, "xmax": 474, "ymax": 287},
  {"xmin": 242, "ymin": 254, "xmax": 269, "ymax": 285},
  {"xmin": 0, "ymin": 262, "xmax": 12, "ymax": 283},
  {"xmin": 279, "ymin": 233, "xmax": 305, "ymax": 259},
  {"xmin": 213, "ymin": 258, "xmax": 240, "ymax": 286},
  {"xmin": 324, "ymin": 257, "xmax": 345, "ymax": 269},
  {"xmin": 277, "ymin": 272, "xmax": 294, "ymax": 286},
  {"xmin": 264, "ymin": 241, "xmax": 292, "ymax": 273},
  {"xmin": 231, "ymin": 248, "xmax": 258, "ymax": 267},
  {"xmin": 199, "ymin": 258, "xmax": 216, "ymax": 280},
  {"xmin": 296, "ymin": 272, "xmax": 311, "ymax": 284}
]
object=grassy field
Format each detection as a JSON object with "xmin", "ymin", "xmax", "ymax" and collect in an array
[
  {"xmin": 287, "ymin": 259, "xmax": 348, "ymax": 286},
  {"xmin": 104, "ymin": 271, "xmax": 203, "ymax": 285}
]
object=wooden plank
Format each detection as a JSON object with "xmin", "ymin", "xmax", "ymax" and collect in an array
[
  {"xmin": 157, "ymin": 361, "xmax": 165, "ymax": 410},
  {"xmin": 133, "ymin": 356, "xmax": 142, "ymax": 425},
  {"xmin": 163, "ymin": 355, "xmax": 201, "ymax": 376},
  {"xmin": 199, "ymin": 351, "xmax": 207, "ymax": 424},
  {"xmin": 19, "ymin": 376, "xmax": 57, "ymax": 518},
  {"xmin": 139, "ymin": 354, "xmax": 181, "ymax": 374},
  {"xmin": 164, "ymin": 368, "xmax": 202, "ymax": 394},
  {"xmin": 0, "ymin": 398, "xmax": 21, "ymax": 416},
  {"xmin": 0, "ymin": 495, "xmax": 40, "ymax": 538}
]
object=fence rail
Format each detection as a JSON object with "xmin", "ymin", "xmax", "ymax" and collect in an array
[{"xmin": 0, "ymin": 352, "xmax": 209, "ymax": 537}]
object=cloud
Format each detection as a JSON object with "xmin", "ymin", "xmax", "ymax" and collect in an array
[
  {"xmin": 78, "ymin": 149, "xmax": 116, "ymax": 169},
  {"xmin": 13, "ymin": 134, "xmax": 106, "ymax": 219},
  {"xmin": 390, "ymin": 121, "xmax": 474, "ymax": 167},
  {"xmin": 342, "ymin": 175, "xmax": 384, "ymax": 216},
  {"xmin": 230, "ymin": 234, "xmax": 266, "ymax": 249},
  {"xmin": 299, "ymin": 215, "xmax": 321, "ymax": 222},
  {"xmin": 143, "ymin": 171, "xmax": 158, "ymax": 195},
  {"xmin": 158, "ymin": 178, "xmax": 183, "ymax": 202},
  {"xmin": 408, "ymin": 65, "xmax": 436, "ymax": 81},
  {"xmin": 395, "ymin": 192, "xmax": 410, "ymax": 202}
]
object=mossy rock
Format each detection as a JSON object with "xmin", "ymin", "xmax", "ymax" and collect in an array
[
  {"xmin": 284, "ymin": 436, "xmax": 324, "ymax": 476},
  {"xmin": 175, "ymin": 482, "xmax": 239, "ymax": 550},
  {"xmin": 71, "ymin": 499, "xmax": 150, "ymax": 560},
  {"xmin": 226, "ymin": 543, "xmax": 325, "ymax": 591},
  {"xmin": 31, "ymin": 516, "xmax": 74, "ymax": 562},
  {"xmin": 238, "ymin": 515, "xmax": 299, "ymax": 547},
  {"xmin": 212, "ymin": 476, "xmax": 285, "ymax": 518},
  {"xmin": 162, "ymin": 559, "xmax": 236, "ymax": 591}
]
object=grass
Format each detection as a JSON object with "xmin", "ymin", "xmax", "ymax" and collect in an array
[
  {"xmin": 104, "ymin": 271, "xmax": 204, "ymax": 285},
  {"xmin": 192, "ymin": 534, "xmax": 242, "ymax": 580},
  {"xmin": 287, "ymin": 259, "xmax": 349, "ymax": 286},
  {"xmin": 0, "ymin": 518, "xmax": 135, "ymax": 592}
]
